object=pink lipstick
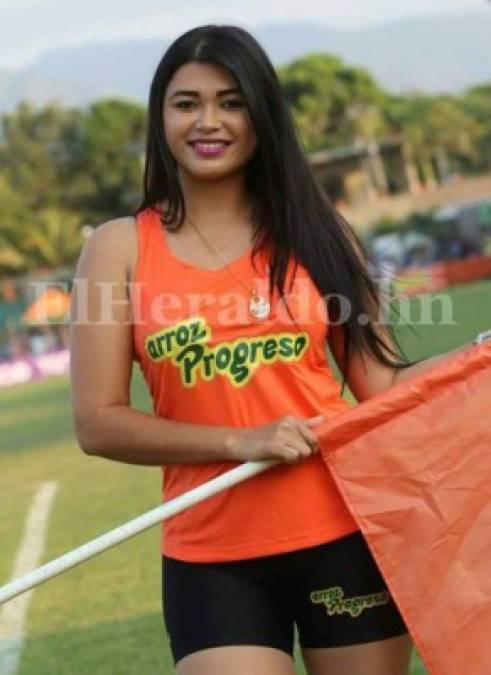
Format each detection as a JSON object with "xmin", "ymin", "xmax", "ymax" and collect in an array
[{"xmin": 188, "ymin": 141, "xmax": 230, "ymax": 158}]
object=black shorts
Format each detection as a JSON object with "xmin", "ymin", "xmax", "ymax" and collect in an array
[{"xmin": 162, "ymin": 530, "xmax": 409, "ymax": 665}]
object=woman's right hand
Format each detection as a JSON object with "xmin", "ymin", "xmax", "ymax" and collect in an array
[{"xmin": 227, "ymin": 415, "xmax": 326, "ymax": 464}]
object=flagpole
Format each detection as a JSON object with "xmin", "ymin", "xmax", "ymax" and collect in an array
[{"xmin": 0, "ymin": 459, "xmax": 279, "ymax": 605}]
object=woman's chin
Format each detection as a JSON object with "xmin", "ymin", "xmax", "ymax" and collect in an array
[{"xmin": 180, "ymin": 163, "xmax": 242, "ymax": 182}]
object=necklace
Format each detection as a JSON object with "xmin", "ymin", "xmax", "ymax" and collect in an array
[{"xmin": 186, "ymin": 216, "xmax": 271, "ymax": 320}]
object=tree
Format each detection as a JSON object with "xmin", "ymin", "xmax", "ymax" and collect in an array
[
  {"xmin": 67, "ymin": 98, "xmax": 146, "ymax": 224},
  {"xmin": 0, "ymin": 102, "xmax": 86, "ymax": 274},
  {"xmin": 0, "ymin": 202, "xmax": 83, "ymax": 275},
  {"xmin": 0, "ymin": 174, "xmax": 32, "ymax": 274},
  {"xmin": 21, "ymin": 207, "xmax": 84, "ymax": 271},
  {"xmin": 462, "ymin": 84, "xmax": 491, "ymax": 171},
  {"xmin": 387, "ymin": 94, "xmax": 483, "ymax": 180},
  {"xmin": 0, "ymin": 101, "xmax": 81, "ymax": 212},
  {"xmin": 0, "ymin": 98, "xmax": 147, "ymax": 275},
  {"xmin": 278, "ymin": 53, "xmax": 391, "ymax": 151}
]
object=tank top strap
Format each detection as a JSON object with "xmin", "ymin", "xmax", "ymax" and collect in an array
[{"xmin": 134, "ymin": 205, "xmax": 165, "ymax": 268}]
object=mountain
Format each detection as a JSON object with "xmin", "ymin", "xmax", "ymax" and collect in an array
[
  {"xmin": 0, "ymin": 11, "xmax": 490, "ymax": 112},
  {"xmin": 255, "ymin": 13, "xmax": 491, "ymax": 92}
]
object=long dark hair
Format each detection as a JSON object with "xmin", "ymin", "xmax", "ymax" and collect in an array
[{"xmin": 135, "ymin": 24, "xmax": 413, "ymax": 391}]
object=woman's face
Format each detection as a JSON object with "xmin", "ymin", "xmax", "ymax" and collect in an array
[{"xmin": 163, "ymin": 61, "xmax": 257, "ymax": 181}]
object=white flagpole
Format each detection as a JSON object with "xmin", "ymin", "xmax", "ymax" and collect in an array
[{"xmin": 0, "ymin": 459, "xmax": 279, "ymax": 605}]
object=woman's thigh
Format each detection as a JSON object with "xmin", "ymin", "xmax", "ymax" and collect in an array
[
  {"xmin": 162, "ymin": 554, "xmax": 295, "ymax": 671},
  {"xmin": 176, "ymin": 645, "xmax": 295, "ymax": 675},
  {"xmin": 291, "ymin": 532, "xmax": 411, "ymax": 670},
  {"xmin": 301, "ymin": 633, "xmax": 413, "ymax": 675}
]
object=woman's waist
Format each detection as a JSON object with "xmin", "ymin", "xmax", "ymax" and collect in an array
[
  {"xmin": 160, "ymin": 454, "xmax": 356, "ymax": 558},
  {"xmin": 162, "ymin": 453, "xmax": 344, "ymax": 514}
]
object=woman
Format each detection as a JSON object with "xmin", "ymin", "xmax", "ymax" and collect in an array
[{"xmin": 70, "ymin": 24, "xmax": 451, "ymax": 675}]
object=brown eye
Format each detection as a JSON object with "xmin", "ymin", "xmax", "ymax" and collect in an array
[
  {"xmin": 174, "ymin": 100, "xmax": 195, "ymax": 109},
  {"xmin": 223, "ymin": 99, "xmax": 244, "ymax": 109}
]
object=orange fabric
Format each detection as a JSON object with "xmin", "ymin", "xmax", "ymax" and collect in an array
[
  {"xmin": 316, "ymin": 343, "xmax": 491, "ymax": 675},
  {"xmin": 131, "ymin": 206, "xmax": 358, "ymax": 561}
]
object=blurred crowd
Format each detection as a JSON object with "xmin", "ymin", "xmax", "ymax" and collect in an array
[
  {"xmin": 0, "ymin": 325, "xmax": 69, "ymax": 363},
  {"xmin": 366, "ymin": 197, "xmax": 491, "ymax": 275}
]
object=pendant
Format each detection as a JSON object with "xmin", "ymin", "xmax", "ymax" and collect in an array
[{"xmin": 249, "ymin": 292, "xmax": 270, "ymax": 320}]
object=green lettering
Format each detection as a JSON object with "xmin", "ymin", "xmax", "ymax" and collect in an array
[
  {"xmin": 230, "ymin": 342, "xmax": 250, "ymax": 384},
  {"xmin": 147, "ymin": 340, "xmax": 159, "ymax": 360},
  {"xmin": 202, "ymin": 352, "xmax": 215, "ymax": 379},
  {"xmin": 263, "ymin": 338, "xmax": 277, "ymax": 361},
  {"xmin": 215, "ymin": 346, "xmax": 231, "ymax": 370},
  {"xmin": 164, "ymin": 329, "xmax": 176, "ymax": 353},
  {"xmin": 189, "ymin": 319, "xmax": 208, "ymax": 343},
  {"xmin": 249, "ymin": 340, "xmax": 262, "ymax": 363},
  {"xmin": 176, "ymin": 324, "xmax": 189, "ymax": 346},
  {"xmin": 294, "ymin": 335, "xmax": 307, "ymax": 357},
  {"xmin": 176, "ymin": 344, "xmax": 204, "ymax": 386},
  {"xmin": 278, "ymin": 336, "xmax": 294, "ymax": 357},
  {"xmin": 157, "ymin": 334, "xmax": 168, "ymax": 356}
]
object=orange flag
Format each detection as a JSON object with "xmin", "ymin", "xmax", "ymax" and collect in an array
[{"xmin": 317, "ymin": 343, "xmax": 491, "ymax": 675}]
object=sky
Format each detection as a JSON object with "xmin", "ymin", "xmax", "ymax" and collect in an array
[{"xmin": 0, "ymin": 0, "xmax": 487, "ymax": 69}]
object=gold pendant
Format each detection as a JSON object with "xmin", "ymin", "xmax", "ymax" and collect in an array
[{"xmin": 249, "ymin": 292, "xmax": 270, "ymax": 320}]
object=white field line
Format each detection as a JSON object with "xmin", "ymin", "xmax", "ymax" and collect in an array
[
  {"xmin": 0, "ymin": 459, "xmax": 277, "ymax": 604},
  {"xmin": 0, "ymin": 482, "xmax": 59, "ymax": 675}
]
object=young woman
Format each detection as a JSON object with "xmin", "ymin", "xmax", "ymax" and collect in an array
[{"xmin": 69, "ymin": 24, "xmax": 461, "ymax": 675}]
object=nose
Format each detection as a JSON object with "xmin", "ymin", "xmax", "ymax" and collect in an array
[{"xmin": 195, "ymin": 103, "xmax": 221, "ymax": 130}]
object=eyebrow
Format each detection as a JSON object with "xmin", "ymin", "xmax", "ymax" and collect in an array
[{"xmin": 168, "ymin": 88, "xmax": 242, "ymax": 99}]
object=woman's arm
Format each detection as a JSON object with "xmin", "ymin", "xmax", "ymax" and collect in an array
[
  {"xmin": 391, "ymin": 344, "xmax": 471, "ymax": 385},
  {"xmin": 70, "ymin": 218, "xmax": 239, "ymax": 466},
  {"xmin": 328, "ymin": 321, "xmax": 472, "ymax": 403}
]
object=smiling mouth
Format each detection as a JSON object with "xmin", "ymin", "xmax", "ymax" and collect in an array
[
  {"xmin": 187, "ymin": 141, "xmax": 232, "ymax": 157},
  {"xmin": 187, "ymin": 141, "xmax": 232, "ymax": 148}
]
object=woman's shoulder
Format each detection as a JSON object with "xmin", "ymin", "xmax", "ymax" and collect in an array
[
  {"xmin": 89, "ymin": 215, "xmax": 137, "ymax": 244},
  {"xmin": 86, "ymin": 216, "xmax": 137, "ymax": 284}
]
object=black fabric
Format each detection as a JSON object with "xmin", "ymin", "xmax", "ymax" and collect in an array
[{"xmin": 162, "ymin": 531, "xmax": 409, "ymax": 665}]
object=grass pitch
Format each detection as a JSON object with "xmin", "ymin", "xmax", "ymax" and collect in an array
[{"xmin": 1, "ymin": 279, "xmax": 490, "ymax": 674}]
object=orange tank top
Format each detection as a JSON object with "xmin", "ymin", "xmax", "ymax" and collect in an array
[{"xmin": 131, "ymin": 205, "xmax": 358, "ymax": 561}]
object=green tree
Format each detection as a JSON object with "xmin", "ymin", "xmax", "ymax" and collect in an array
[
  {"xmin": 462, "ymin": 84, "xmax": 491, "ymax": 171},
  {"xmin": 0, "ymin": 101, "xmax": 86, "ymax": 274},
  {"xmin": 388, "ymin": 94, "xmax": 483, "ymax": 179},
  {"xmin": 68, "ymin": 98, "xmax": 146, "ymax": 223},
  {"xmin": 0, "ymin": 101, "xmax": 81, "ymax": 211},
  {"xmin": 0, "ymin": 174, "xmax": 32, "ymax": 274},
  {"xmin": 0, "ymin": 98, "xmax": 146, "ymax": 275},
  {"xmin": 0, "ymin": 202, "xmax": 83, "ymax": 275},
  {"xmin": 21, "ymin": 207, "xmax": 84, "ymax": 271},
  {"xmin": 278, "ymin": 54, "xmax": 390, "ymax": 151}
]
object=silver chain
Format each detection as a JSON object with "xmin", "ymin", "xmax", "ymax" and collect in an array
[{"xmin": 185, "ymin": 215, "xmax": 271, "ymax": 320}]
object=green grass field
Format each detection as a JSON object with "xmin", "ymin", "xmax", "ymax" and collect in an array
[{"xmin": 1, "ymin": 279, "xmax": 490, "ymax": 674}]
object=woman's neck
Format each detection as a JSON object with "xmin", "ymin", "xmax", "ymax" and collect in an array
[{"xmin": 178, "ymin": 170, "xmax": 254, "ymax": 237}]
